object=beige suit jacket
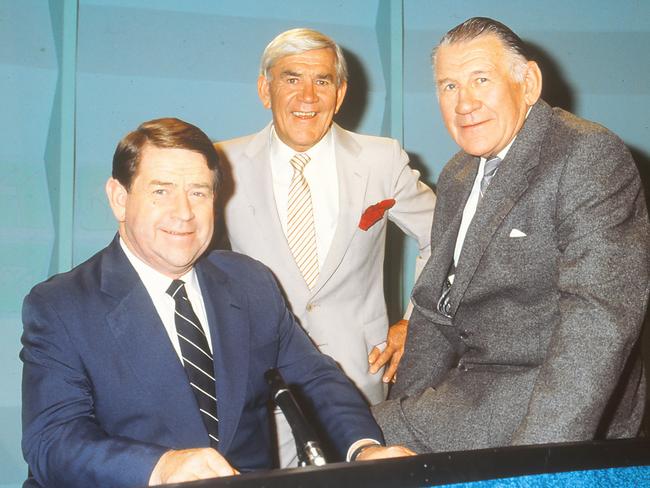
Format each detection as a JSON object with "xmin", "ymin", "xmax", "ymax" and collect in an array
[{"xmin": 216, "ymin": 123, "xmax": 435, "ymax": 403}]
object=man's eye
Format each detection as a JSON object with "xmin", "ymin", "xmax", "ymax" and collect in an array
[
  {"xmin": 443, "ymin": 83, "xmax": 456, "ymax": 91},
  {"xmin": 192, "ymin": 191, "xmax": 207, "ymax": 198},
  {"xmin": 315, "ymin": 79, "xmax": 329, "ymax": 86},
  {"xmin": 286, "ymin": 78, "xmax": 299, "ymax": 84},
  {"xmin": 477, "ymin": 77, "xmax": 488, "ymax": 84},
  {"xmin": 153, "ymin": 189, "xmax": 166, "ymax": 195}
]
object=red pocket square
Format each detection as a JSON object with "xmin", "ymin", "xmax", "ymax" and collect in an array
[{"xmin": 359, "ymin": 199, "xmax": 396, "ymax": 231}]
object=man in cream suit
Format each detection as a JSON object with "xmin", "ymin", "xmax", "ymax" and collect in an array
[
  {"xmin": 374, "ymin": 17, "xmax": 649, "ymax": 452},
  {"xmin": 216, "ymin": 28, "xmax": 435, "ymax": 465}
]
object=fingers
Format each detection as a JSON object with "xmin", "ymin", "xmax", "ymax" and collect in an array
[
  {"xmin": 356, "ymin": 445, "xmax": 416, "ymax": 461},
  {"xmin": 368, "ymin": 346, "xmax": 380, "ymax": 365},
  {"xmin": 149, "ymin": 448, "xmax": 238, "ymax": 486},
  {"xmin": 368, "ymin": 347, "xmax": 393, "ymax": 374},
  {"xmin": 205, "ymin": 450, "xmax": 240, "ymax": 477},
  {"xmin": 382, "ymin": 350, "xmax": 402, "ymax": 383}
]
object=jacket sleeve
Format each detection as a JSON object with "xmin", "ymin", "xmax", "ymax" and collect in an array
[
  {"xmin": 253, "ymin": 263, "xmax": 385, "ymax": 457},
  {"xmin": 21, "ymin": 291, "xmax": 167, "ymax": 488},
  {"xmin": 512, "ymin": 130, "xmax": 649, "ymax": 444},
  {"xmin": 385, "ymin": 139, "xmax": 436, "ymax": 317}
]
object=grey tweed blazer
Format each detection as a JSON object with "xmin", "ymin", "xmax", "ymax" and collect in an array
[{"xmin": 374, "ymin": 100, "xmax": 650, "ymax": 453}]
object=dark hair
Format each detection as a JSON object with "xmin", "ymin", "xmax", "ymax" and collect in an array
[
  {"xmin": 112, "ymin": 117, "xmax": 220, "ymax": 192},
  {"xmin": 432, "ymin": 17, "xmax": 530, "ymax": 81}
]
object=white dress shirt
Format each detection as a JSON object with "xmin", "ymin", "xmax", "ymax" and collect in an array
[
  {"xmin": 119, "ymin": 238, "xmax": 213, "ymax": 358},
  {"xmin": 451, "ymin": 140, "xmax": 515, "ymax": 283},
  {"xmin": 452, "ymin": 107, "xmax": 533, "ymax": 275},
  {"xmin": 269, "ymin": 127, "xmax": 339, "ymax": 269}
]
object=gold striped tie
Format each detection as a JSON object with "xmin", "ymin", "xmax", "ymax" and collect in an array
[{"xmin": 287, "ymin": 153, "xmax": 319, "ymax": 289}]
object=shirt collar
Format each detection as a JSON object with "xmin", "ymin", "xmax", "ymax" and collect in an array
[
  {"xmin": 119, "ymin": 236, "xmax": 197, "ymax": 293},
  {"xmin": 480, "ymin": 106, "xmax": 533, "ymax": 164},
  {"xmin": 269, "ymin": 124, "xmax": 333, "ymax": 163}
]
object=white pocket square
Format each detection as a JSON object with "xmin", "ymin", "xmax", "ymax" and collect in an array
[{"xmin": 509, "ymin": 228, "xmax": 527, "ymax": 238}]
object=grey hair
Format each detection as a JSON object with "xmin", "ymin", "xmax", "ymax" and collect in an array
[
  {"xmin": 259, "ymin": 28, "xmax": 348, "ymax": 85},
  {"xmin": 432, "ymin": 17, "xmax": 530, "ymax": 83}
]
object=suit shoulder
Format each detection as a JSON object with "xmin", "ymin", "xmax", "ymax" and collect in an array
[
  {"xmin": 214, "ymin": 132, "xmax": 257, "ymax": 152},
  {"xmin": 543, "ymin": 107, "xmax": 637, "ymax": 183},
  {"xmin": 550, "ymin": 107, "xmax": 628, "ymax": 152},
  {"xmin": 337, "ymin": 126, "xmax": 401, "ymax": 149},
  {"xmin": 438, "ymin": 150, "xmax": 470, "ymax": 182},
  {"xmin": 26, "ymin": 248, "xmax": 104, "ymax": 302},
  {"xmin": 205, "ymin": 250, "xmax": 275, "ymax": 283}
]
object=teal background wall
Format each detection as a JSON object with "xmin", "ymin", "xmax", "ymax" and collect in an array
[{"xmin": 2, "ymin": 1, "xmax": 649, "ymax": 485}]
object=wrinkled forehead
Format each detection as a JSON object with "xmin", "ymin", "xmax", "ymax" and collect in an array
[{"xmin": 436, "ymin": 36, "xmax": 515, "ymax": 86}]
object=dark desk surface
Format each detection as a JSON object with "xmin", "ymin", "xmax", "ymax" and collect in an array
[{"xmin": 158, "ymin": 438, "xmax": 650, "ymax": 488}]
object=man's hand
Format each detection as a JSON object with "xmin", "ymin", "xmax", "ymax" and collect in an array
[
  {"xmin": 368, "ymin": 319, "xmax": 408, "ymax": 383},
  {"xmin": 356, "ymin": 445, "xmax": 415, "ymax": 461},
  {"xmin": 149, "ymin": 448, "xmax": 238, "ymax": 485}
]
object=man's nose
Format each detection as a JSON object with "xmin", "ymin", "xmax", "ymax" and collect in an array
[
  {"xmin": 173, "ymin": 192, "xmax": 194, "ymax": 220},
  {"xmin": 455, "ymin": 86, "xmax": 480, "ymax": 115},
  {"xmin": 300, "ymin": 81, "xmax": 318, "ymax": 103}
]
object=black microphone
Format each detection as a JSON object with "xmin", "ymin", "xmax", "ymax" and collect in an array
[{"xmin": 265, "ymin": 368, "xmax": 327, "ymax": 467}]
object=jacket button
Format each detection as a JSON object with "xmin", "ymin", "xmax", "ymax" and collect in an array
[
  {"xmin": 306, "ymin": 303, "xmax": 315, "ymax": 312},
  {"xmin": 457, "ymin": 360, "xmax": 468, "ymax": 371},
  {"xmin": 459, "ymin": 330, "xmax": 469, "ymax": 340}
]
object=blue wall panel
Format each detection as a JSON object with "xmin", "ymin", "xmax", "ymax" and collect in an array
[
  {"xmin": 0, "ymin": 1, "xmax": 59, "ymax": 485},
  {"xmin": 403, "ymin": 0, "xmax": 650, "ymax": 184},
  {"xmin": 74, "ymin": 0, "xmax": 389, "ymax": 263},
  {"xmin": 3, "ymin": 1, "xmax": 650, "ymax": 485}
]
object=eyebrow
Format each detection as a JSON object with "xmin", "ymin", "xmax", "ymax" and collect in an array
[
  {"xmin": 188, "ymin": 182, "xmax": 213, "ymax": 191},
  {"xmin": 149, "ymin": 180, "xmax": 213, "ymax": 190},
  {"xmin": 281, "ymin": 70, "xmax": 302, "ymax": 78},
  {"xmin": 280, "ymin": 70, "xmax": 334, "ymax": 81},
  {"xmin": 149, "ymin": 180, "xmax": 173, "ymax": 187}
]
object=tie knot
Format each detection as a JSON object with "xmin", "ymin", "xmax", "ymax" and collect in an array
[
  {"xmin": 484, "ymin": 156, "xmax": 502, "ymax": 177},
  {"xmin": 166, "ymin": 279, "xmax": 187, "ymax": 300},
  {"xmin": 290, "ymin": 153, "xmax": 310, "ymax": 173}
]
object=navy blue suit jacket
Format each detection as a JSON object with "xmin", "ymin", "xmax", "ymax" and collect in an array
[{"xmin": 21, "ymin": 236, "xmax": 382, "ymax": 488}]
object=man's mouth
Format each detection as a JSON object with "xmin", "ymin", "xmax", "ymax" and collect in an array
[
  {"xmin": 163, "ymin": 230, "xmax": 193, "ymax": 236},
  {"xmin": 460, "ymin": 120, "xmax": 486, "ymax": 129},
  {"xmin": 292, "ymin": 111, "xmax": 317, "ymax": 119}
]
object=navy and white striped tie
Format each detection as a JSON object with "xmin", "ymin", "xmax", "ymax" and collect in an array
[{"xmin": 166, "ymin": 279, "xmax": 219, "ymax": 447}]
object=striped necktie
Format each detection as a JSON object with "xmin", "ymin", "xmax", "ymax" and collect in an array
[
  {"xmin": 287, "ymin": 153, "xmax": 319, "ymax": 289},
  {"xmin": 438, "ymin": 156, "xmax": 502, "ymax": 317},
  {"xmin": 479, "ymin": 156, "xmax": 502, "ymax": 200},
  {"xmin": 166, "ymin": 279, "xmax": 219, "ymax": 447}
]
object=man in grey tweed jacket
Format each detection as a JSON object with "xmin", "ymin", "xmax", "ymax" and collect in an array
[{"xmin": 373, "ymin": 17, "xmax": 650, "ymax": 452}]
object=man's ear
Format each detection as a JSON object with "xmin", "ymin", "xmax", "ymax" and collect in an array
[
  {"xmin": 334, "ymin": 80, "xmax": 348, "ymax": 114},
  {"xmin": 257, "ymin": 75, "xmax": 271, "ymax": 109},
  {"xmin": 105, "ymin": 177, "xmax": 128, "ymax": 223},
  {"xmin": 523, "ymin": 60, "xmax": 542, "ymax": 106}
]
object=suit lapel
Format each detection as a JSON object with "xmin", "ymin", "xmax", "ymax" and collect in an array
[
  {"xmin": 448, "ymin": 101, "xmax": 553, "ymax": 315},
  {"xmin": 311, "ymin": 124, "xmax": 368, "ymax": 295},
  {"xmin": 101, "ymin": 237, "xmax": 208, "ymax": 447},
  {"xmin": 196, "ymin": 258, "xmax": 249, "ymax": 454},
  {"xmin": 412, "ymin": 154, "xmax": 477, "ymax": 324},
  {"xmin": 238, "ymin": 124, "xmax": 307, "ymax": 288}
]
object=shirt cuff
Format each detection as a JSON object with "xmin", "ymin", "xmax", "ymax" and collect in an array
[{"xmin": 346, "ymin": 438, "xmax": 382, "ymax": 462}]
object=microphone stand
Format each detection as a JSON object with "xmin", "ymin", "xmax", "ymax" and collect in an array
[{"xmin": 265, "ymin": 368, "xmax": 327, "ymax": 467}]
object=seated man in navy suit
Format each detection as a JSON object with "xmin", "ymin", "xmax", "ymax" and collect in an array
[{"xmin": 21, "ymin": 118, "xmax": 412, "ymax": 487}]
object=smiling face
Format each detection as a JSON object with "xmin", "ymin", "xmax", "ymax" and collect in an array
[
  {"xmin": 258, "ymin": 48, "xmax": 347, "ymax": 152},
  {"xmin": 435, "ymin": 34, "xmax": 541, "ymax": 157},
  {"xmin": 106, "ymin": 144, "xmax": 215, "ymax": 278}
]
